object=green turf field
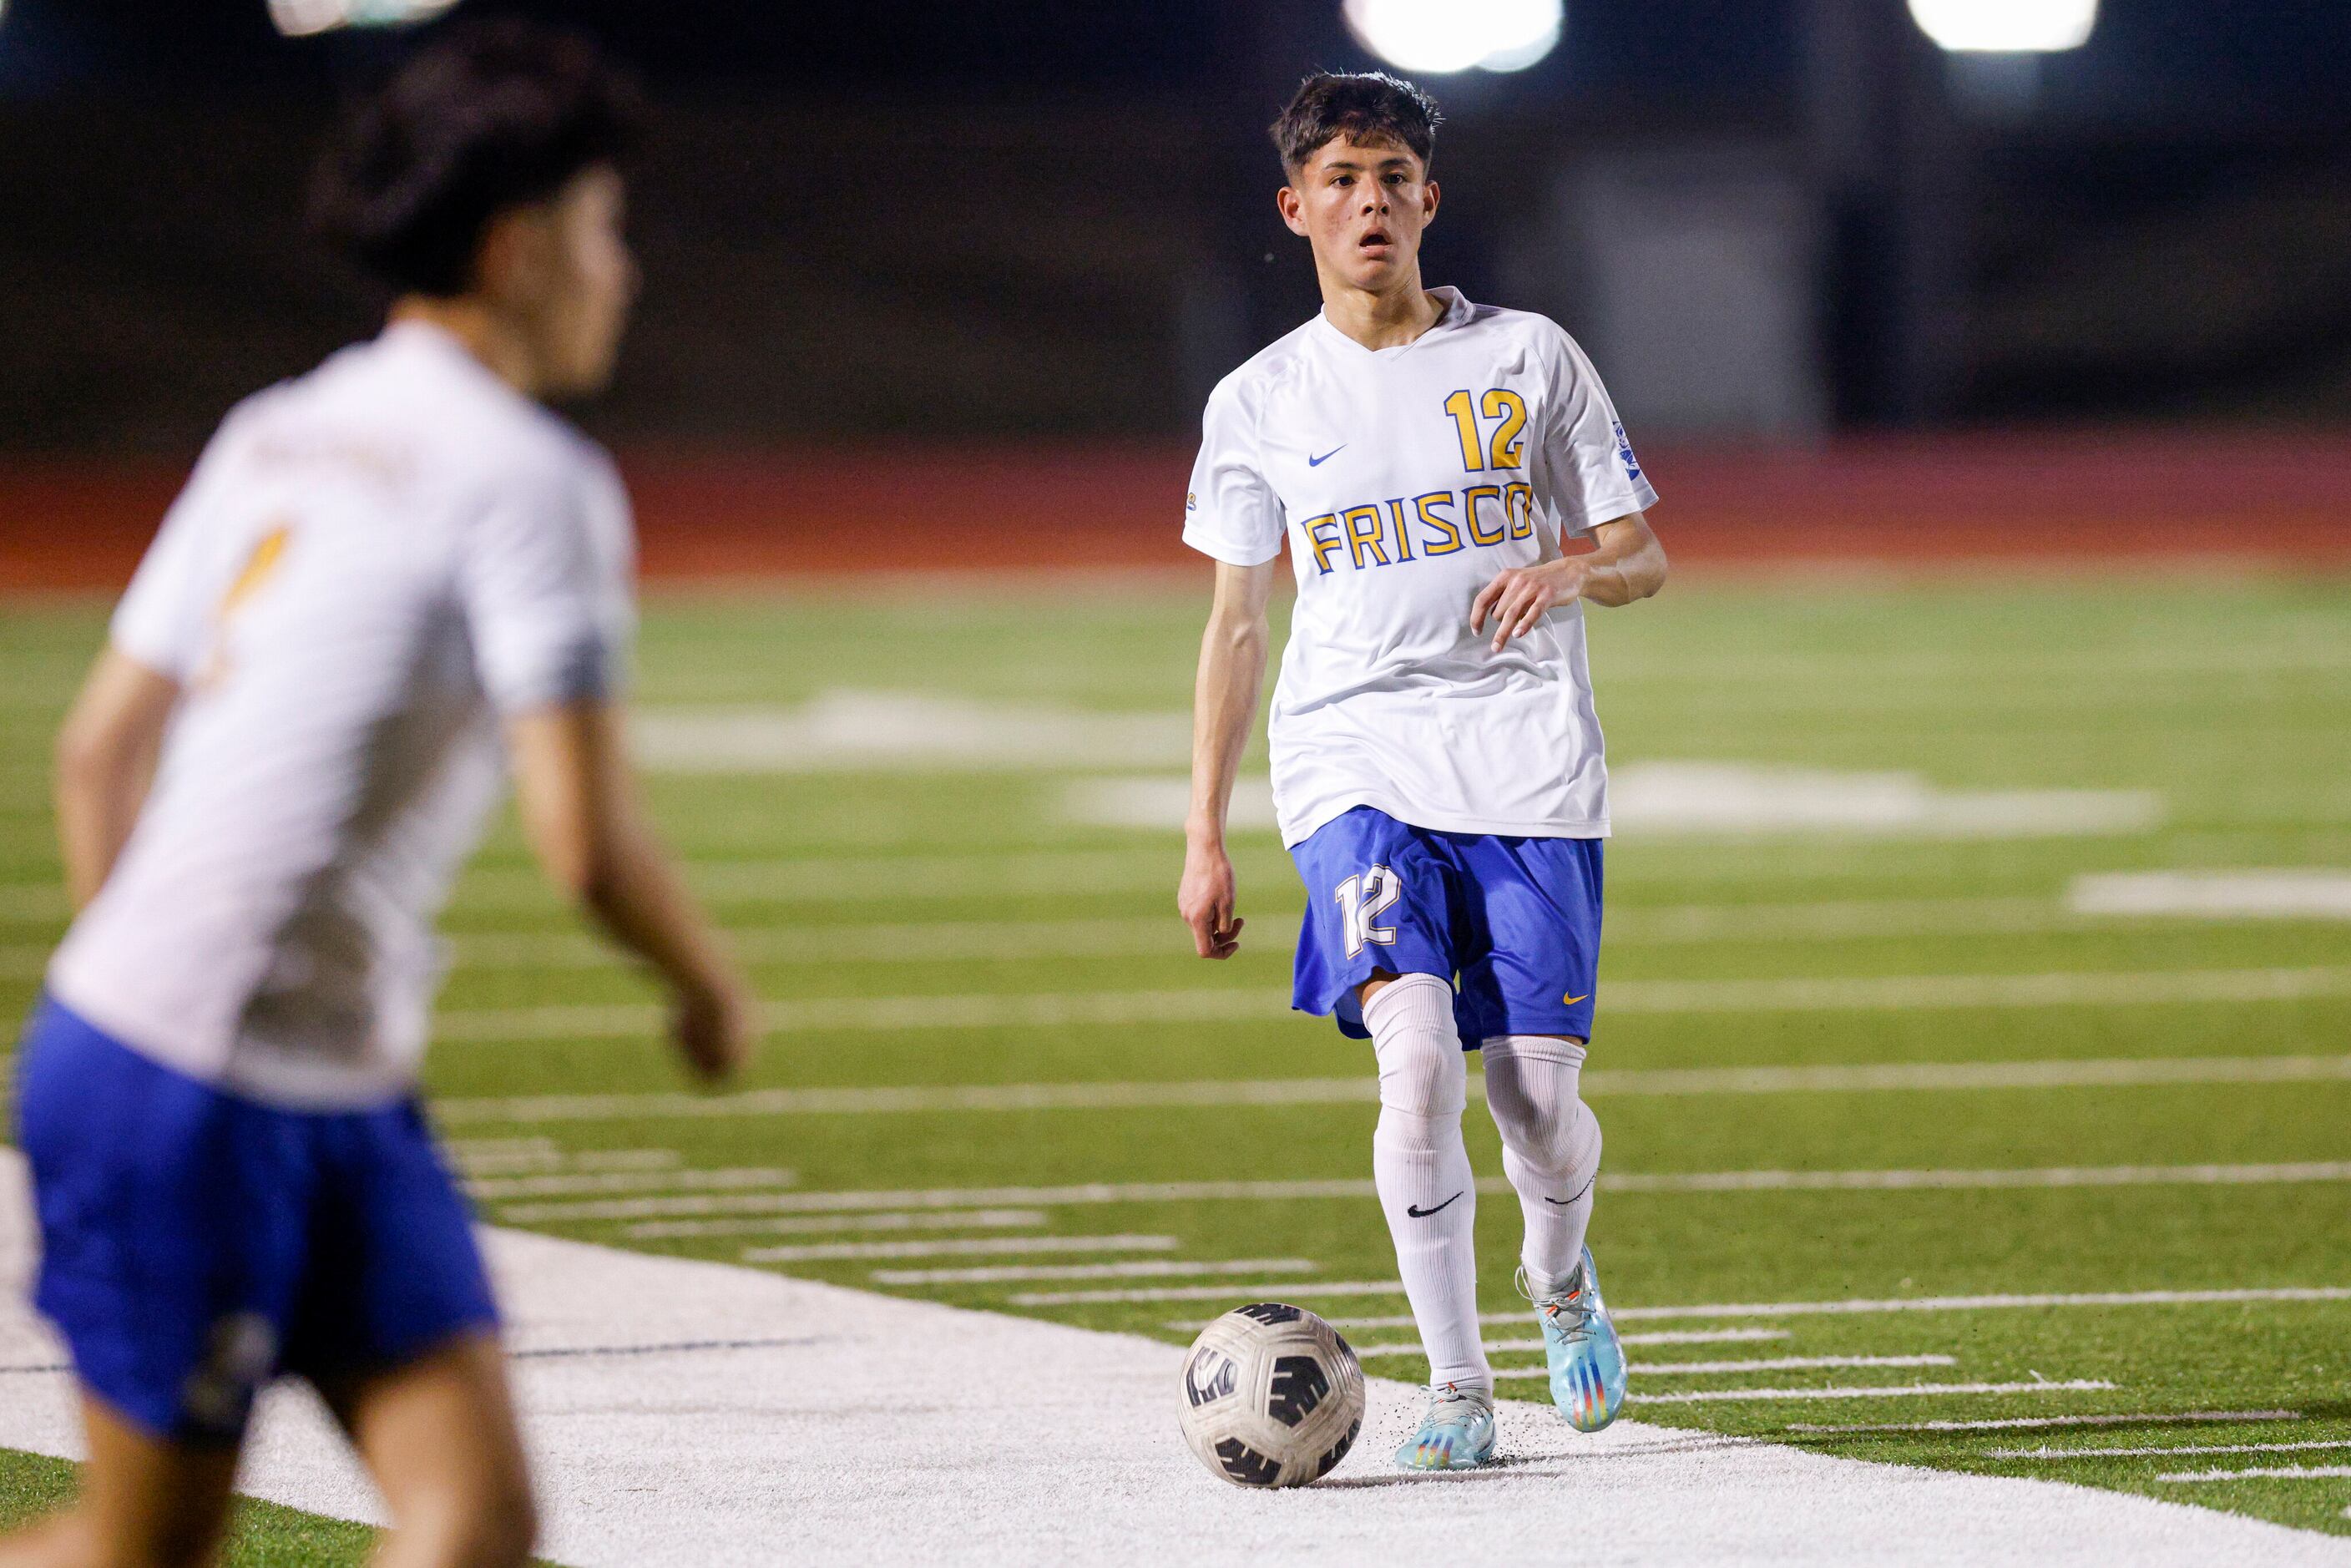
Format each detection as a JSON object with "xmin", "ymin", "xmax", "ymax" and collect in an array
[{"xmin": 4, "ymin": 575, "xmax": 2350, "ymax": 1550}]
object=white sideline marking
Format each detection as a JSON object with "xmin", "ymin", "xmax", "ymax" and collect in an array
[
  {"xmin": 438, "ymin": 1050, "xmax": 2351, "ymax": 1122},
  {"xmin": 2071, "ymin": 871, "xmax": 2351, "ymax": 922},
  {"xmin": 867, "ymin": 1257, "xmax": 1316, "ymax": 1287},
  {"xmin": 432, "ymin": 966, "xmax": 2351, "ymax": 1045},
  {"xmin": 1014, "ymin": 1281, "xmax": 1410, "ymax": 1305},
  {"xmin": 1993, "ymin": 1440, "xmax": 2351, "ymax": 1461},
  {"xmin": 3, "ymin": 1156, "xmax": 2347, "ymax": 1568},
  {"xmin": 465, "ymin": 1166, "xmax": 796, "ymax": 1201},
  {"xmin": 1791, "ymin": 1410, "xmax": 2301, "ymax": 1435},
  {"xmin": 634, "ymin": 691, "xmax": 1191, "ymax": 774},
  {"xmin": 490, "ymin": 1163, "xmax": 2351, "ymax": 1224},
  {"xmin": 2159, "ymin": 1466, "xmax": 2351, "ymax": 1484},
  {"xmin": 1636, "ymin": 1381, "xmax": 2117, "ymax": 1406},
  {"xmin": 624, "ymin": 1209, "xmax": 1050, "ymax": 1240},
  {"xmin": 739, "ymin": 1234, "xmax": 1177, "ymax": 1264},
  {"xmin": 1063, "ymin": 766, "xmax": 2161, "ymax": 839}
]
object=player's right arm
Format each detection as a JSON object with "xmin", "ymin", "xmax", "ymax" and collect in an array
[
  {"xmin": 1180, "ymin": 559, "xmax": 1276, "ymax": 959},
  {"xmin": 507, "ymin": 702, "xmax": 756, "ymax": 1083},
  {"xmin": 463, "ymin": 462, "xmax": 755, "ymax": 1085}
]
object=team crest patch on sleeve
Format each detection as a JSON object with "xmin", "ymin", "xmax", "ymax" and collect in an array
[
  {"xmin": 1612, "ymin": 422, "xmax": 1643, "ymax": 483},
  {"xmin": 1186, "ymin": 491, "xmax": 1198, "ymax": 513}
]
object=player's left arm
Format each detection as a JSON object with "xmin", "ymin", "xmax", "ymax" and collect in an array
[
  {"xmin": 53, "ymin": 648, "xmax": 181, "ymax": 910},
  {"xmin": 1469, "ymin": 513, "xmax": 1668, "ymax": 652}
]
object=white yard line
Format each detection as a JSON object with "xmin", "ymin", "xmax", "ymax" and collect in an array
[
  {"xmin": 1639, "ymin": 1355, "xmax": 1959, "ymax": 1376},
  {"xmin": 437, "ymin": 1050, "xmax": 2351, "ymax": 1123},
  {"xmin": 1024, "ymin": 1281, "xmax": 2351, "ymax": 1312},
  {"xmin": 2158, "ymin": 1466, "xmax": 2351, "ymax": 1484},
  {"xmin": 1012, "ymin": 1281, "xmax": 1411, "ymax": 1305},
  {"xmin": 427, "ymin": 966, "xmax": 2351, "ymax": 1044},
  {"xmin": 1791, "ymin": 1410, "xmax": 2302, "ymax": 1435},
  {"xmin": 1329, "ymin": 1323, "xmax": 1790, "ymax": 1346},
  {"xmin": 465, "ymin": 1167, "xmax": 796, "ymax": 1201},
  {"xmin": 1636, "ymin": 1381, "xmax": 2117, "ymax": 1406},
  {"xmin": 1993, "ymin": 1440, "xmax": 2351, "ymax": 1461},
  {"xmin": 2070, "ymin": 871, "xmax": 2351, "ymax": 922},
  {"xmin": 624, "ymin": 1209, "xmax": 1050, "ymax": 1240},
  {"xmin": 2, "ymin": 1154, "xmax": 2347, "ymax": 1567},
  {"xmin": 489, "ymin": 1165, "xmax": 2351, "ymax": 1225},
  {"xmin": 867, "ymin": 1257, "xmax": 1316, "ymax": 1287},
  {"xmin": 738, "ymin": 1234, "xmax": 1177, "ymax": 1264}
]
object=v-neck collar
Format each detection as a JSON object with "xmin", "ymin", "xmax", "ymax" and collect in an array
[{"xmin": 1311, "ymin": 286, "xmax": 1471, "ymax": 361}]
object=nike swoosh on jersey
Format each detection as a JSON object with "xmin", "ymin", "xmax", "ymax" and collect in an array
[
  {"xmin": 1563, "ymin": 993, "xmax": 1590, "ymax": 1005},
  {"xmin": 1406, "ymin": 1191, "xmax": 1464, "ymax": 1218},
  {"xmin": 1307, "ymin": 446, "xmax": 1346, "ymax": 466}
]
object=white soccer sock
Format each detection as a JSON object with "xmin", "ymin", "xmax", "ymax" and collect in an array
[
  {"xmin": 1362, "ymin": 973, "xmax": 1489, "ymax": 1394},
  {"xmin": 1481, "ymin": 1034, "xmax": 1602, "ymax": 1298}
]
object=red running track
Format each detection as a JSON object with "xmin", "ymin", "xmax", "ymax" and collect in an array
[{"xmin": 2, "ymin": 432, "xmax": 2346, "ymax": 594}]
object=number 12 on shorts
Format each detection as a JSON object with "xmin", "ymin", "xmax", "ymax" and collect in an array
[{"xmin": 1335, "ymin": 866, "xmax": 1403, "ymax": 958}]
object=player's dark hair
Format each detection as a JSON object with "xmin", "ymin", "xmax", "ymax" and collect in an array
[
  {"xmin": 311, "ymin": 19, "xmax": 639, "ymax": 297},
  {"xmin": 1270, "ymin": 71, "xmax": 1442, "ymax": 175}
]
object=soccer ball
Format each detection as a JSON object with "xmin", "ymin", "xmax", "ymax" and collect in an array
[{"xmin": 1178, "ymin": 1302, "xmax": 1365, "ymax": 1488}]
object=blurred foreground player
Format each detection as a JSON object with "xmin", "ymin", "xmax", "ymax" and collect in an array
[
  {"xmin": 1176, "ymin": 73, "xmax": 1668, "ymax": 1470},
  {"xmin": 3, "ymin": 24, "xmax": 756, "ymax": 1568}
]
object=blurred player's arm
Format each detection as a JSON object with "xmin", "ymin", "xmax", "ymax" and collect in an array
[
  {"xmin": 53, "ymin": 648, "xmax": 180, "ymax": 910},
  {"xmin": 1470, "ymin": 512, "xmax": 1667, "ymax": 652},
  {"xmin": 507, "ymin": 702, "xmax": 758, "ymax": 1083},
  {"xmin": 1180, "ymin": 559, "xmax": 1277, "ymax": 959}
]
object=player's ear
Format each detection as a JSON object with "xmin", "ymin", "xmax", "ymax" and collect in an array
[
  {"xmin": 1422, "ymin": 178, "xmax": 1440, "ymax": 225},
  {"xmin": 1276, "ymin": 184, "xmax": 1310, "ymax": 239}
]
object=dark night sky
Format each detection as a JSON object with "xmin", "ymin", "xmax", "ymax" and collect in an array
[{"xmin": 3, "ymin": 0, "xmax": 2347, "ymax": 130}]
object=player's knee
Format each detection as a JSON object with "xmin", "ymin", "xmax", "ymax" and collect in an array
[
  {"xmin": 414, "ymin": 1478, "xmax": 536, "ymax": 1568},
  {"xmin": 1363, "ymin": 973, "xmax": 1464, "ymax": 1118},
  {"xmin": 1482, "ymin": 1035, "xmax": 1598, "ymax": 1176}
]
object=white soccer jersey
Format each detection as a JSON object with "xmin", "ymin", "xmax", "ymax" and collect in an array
[
  {"xmin": 1183, "ymin": 288, "xmax": 1657, "ymax": 847},
  {"xmin": 47, "ymin": 321, "xmax": 635, "ymax": 1109}
]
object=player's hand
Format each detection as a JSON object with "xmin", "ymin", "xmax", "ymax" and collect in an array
[
  {"xmin": 1469, "ymin": 559, "xmax": 1589, "ymax": 652},
  {"xmin": 1179, "ymin": 840, "xmax": 1246, "ymax": 959},
  {"xmin": 670, "ymin": 973, "xmax": 759, "ymax": 1086}
]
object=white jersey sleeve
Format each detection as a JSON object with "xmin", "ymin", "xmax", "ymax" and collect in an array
[
  {"xmin": 1538, "ymin": 328, "xmax": 1659, "ymax": 537},
  {"xmin": 1181, "ymin": 376, "xmax": 1286, "ymax": 566},
  {"xmin": 456, "ymin": 453, "xmax": 636, "ymax": 714},
  {"xmin": 109, "ymin": 419, "xmax": 251, "ymax": 680}
]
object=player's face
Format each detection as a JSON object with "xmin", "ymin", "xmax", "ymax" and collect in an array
[
  {"xmin": 1279, "ymin": 136, "xmax": 1438, "ymax": 294},
  {"xmin": 493, "ymin": 164, "xmax": 638, "ymax": 397}
]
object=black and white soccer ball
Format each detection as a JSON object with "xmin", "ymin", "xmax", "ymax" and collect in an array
[{"xmin": 1178, "ymin": 1302, "xmax": 1365, "ymax": 1488}]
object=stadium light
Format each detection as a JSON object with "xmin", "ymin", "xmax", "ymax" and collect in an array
[
  {"xmin": 1907, "ymin": 0, "xmax": 2096, "ymax": 53},
  {"xmin": 1342, "ymin": 0, "xmax": 1564, "ymax": 75},
  {"xmin": 268, "ymin": 0, "xmax": 463, "ymax": 37}
]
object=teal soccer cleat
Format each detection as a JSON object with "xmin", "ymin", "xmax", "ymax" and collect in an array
[
  {"xmin": 1531, "ymin": 1247, "xmax": 1628, "ymax": 1433},
  {"xmin": 1393, "ymin": 1383, "xmax": 1498, "ymax": 1470}
]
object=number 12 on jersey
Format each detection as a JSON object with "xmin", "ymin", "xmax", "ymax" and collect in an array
[
  {"xmin": 1336, "ymin": 865, "xmax": 1403, "ymax": 958},
  {"xmin": 1444, "ymin": 388, "xmax": 1527, "ymax": 473}
]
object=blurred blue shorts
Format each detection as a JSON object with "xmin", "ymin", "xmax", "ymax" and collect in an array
[{"xmin": 13, "ymin": 998, "xmax": 497, "ymax": 1444}]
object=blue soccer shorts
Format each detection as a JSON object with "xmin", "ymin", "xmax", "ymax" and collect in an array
[
  {"xmin": 13, "ymin": 998, "xmax": 498, "ymax": 1444},
  {"xmin": 1290, "ymin": 805, "xmax": 1603, "ymax": 1047}
]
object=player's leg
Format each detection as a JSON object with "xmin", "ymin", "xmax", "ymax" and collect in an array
[
  {"xmin": 1480, "ymin": 1034, "xmax": 1600, "ymax": 1294},
  {"xmin": 0, "ymin": 1400, "xmax": 240, "ymax": 1568},
  {"xmin": 289, "ymin": 1100, "xmax": 519, "ymax": 1568},
  {"xmin": 1359, "ymin": 971, "xmax": 1497, "ymax": 1469},
  {"xmin": 314, "ymin": 1335, "xmax": 534, "ymax": 1568},
  {"xmin": 1287, "ymin": 808, "xmax": 1493, "ymax": 1468},
  {"xmin": 1456, "ymin": 837, "xmax": 1625, "ymax": 1431}
]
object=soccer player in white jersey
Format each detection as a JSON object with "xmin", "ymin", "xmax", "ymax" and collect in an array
[
  {"xmin": 3, "ymin": 25, "xmax": 757, "ymax": 1567},
  {"xmin": 1178, "ymin": 73, "xmax": 1668, "ymax": 1470}
]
